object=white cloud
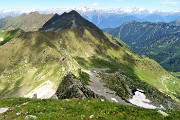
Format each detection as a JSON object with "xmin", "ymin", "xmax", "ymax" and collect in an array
[
  {"xmin": 92, "ymin": 2, "xmax": 99, "ymax": 7},
  {"xmin": 158, "ymin": 0, "xmax": 180, "ymax": 5}
]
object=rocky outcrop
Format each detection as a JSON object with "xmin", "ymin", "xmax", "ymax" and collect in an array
[{"xmin": 55, "ymin": 74, "xmax": 103, "ymax": 99}]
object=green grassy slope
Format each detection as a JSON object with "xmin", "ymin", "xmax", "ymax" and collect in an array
[
  {"xmin": 137, "ymin": 32, "xmax": 180, "ymax": 72},
  {"xmin": 0, "ymin": 28, "xmax": 179, "ymax": 108},
  {"xmin": 104, "ymin": 22, "xmax": 180, "ymax": 72},
  {"xmin": 0, "ymin": 29, "xmax": 21, "ymax": 45},
  {"xmin": 0, "ymin": 98, "xmax": 180, "ymax": 120},
  {"xmin": 0, "ymin": 30, "xmax": 80, "ymax": 98},
  {"xmin": 0, "ymin": 12, "xmax": 53, "ymax": 32}
]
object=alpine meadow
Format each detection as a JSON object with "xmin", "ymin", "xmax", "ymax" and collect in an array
[{"xmin": 0, "ymin": 0, "xmax": 180, "ymax": 119}]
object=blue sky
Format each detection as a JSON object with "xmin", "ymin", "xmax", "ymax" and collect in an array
[{"xmin": 0, "ymin": 0, "xmax": 180, "ymax": 11}]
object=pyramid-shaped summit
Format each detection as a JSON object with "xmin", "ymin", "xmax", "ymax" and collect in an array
[{"xmin": 40, "ymin": 10, "xmax": 102, "ymax": 33}]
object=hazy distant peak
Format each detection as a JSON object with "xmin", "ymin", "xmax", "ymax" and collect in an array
[
  {"xmin": 1, "ymin": 6, "xmax": 180, "ymax": 15},
  {"xmin": 29, "ymin": 11, "xmax": 40, "ymax": 15}
]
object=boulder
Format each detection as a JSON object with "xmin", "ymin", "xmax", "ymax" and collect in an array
[{"xmin": 25, "ymin": 115, "xmax": 37, "ymax": 120}]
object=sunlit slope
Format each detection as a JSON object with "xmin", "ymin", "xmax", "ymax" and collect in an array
[
  {"xmin": 0, "ymin": 29, "xmax": 21, "ymax": 45},
  {"xmin": 104, "ymin": 21, "xmax": 180, "ymax": 72},
  {"xmin": 0, "ymin": 12, "xmax": 53, "ymax": 32},
  {"xmin": 0, "ymin": 30, "xmax": 80, "ymax": 98},
  {"xmin": 0, "ymin": 28, "xmax": 179, "ymax": 102}
]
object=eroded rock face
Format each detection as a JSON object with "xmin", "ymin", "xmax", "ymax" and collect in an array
[{"xmin": 55, "ymin": 74, "xmax": 103, "ymax": 99}]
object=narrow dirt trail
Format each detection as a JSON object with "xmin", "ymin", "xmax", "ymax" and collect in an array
[
  {"xmin": 161, "ymin": 76, "xmax": 178, "ymax": 95},
  {"xmin": 84, "ymin": 69, "xmax": 130, "ymax": 105},
  {"xmin": 161, "ymin": 76, "xmax": 169, "ymax": 92}
]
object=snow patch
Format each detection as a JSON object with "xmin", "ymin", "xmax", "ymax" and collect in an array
[
  {"xmin": 136, "ymin": 89, "xmax": 144, "ymax": 93},
  {"xmin": 24, "ymin": 81, "xmax": 56, "ymax": 99},
  {"xmin": 0, "ymin": 37, "xmax": 4, "ymax": 42},
  {"xmin": 157, "ymin": 110, "xmax": 169, "ymax": 117},
  {"xmin": 71, "ymin": 19, "xmax": 77, "ymax": 28},
  {"xmin": 0, "ymin": 108, "xmax": 9, "ymax": 114},
  {"xmin": 129, "ymin": 91, "xmax": 156, "ymax": 109},
  {"xmin": 111, "ymin": 98, "xmax": 118, "ymax": 103}
]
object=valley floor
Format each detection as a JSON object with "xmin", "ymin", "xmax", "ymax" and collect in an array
[{"xmin": 0, "ymin": 98, "xmax": 180, "ymax": 120}]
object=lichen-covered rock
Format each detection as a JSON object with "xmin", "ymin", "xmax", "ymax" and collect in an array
[
  {"xmin": 25, "ymin": 115, "xmax": 37, "ymax": 120},
  {"xmin": 55, "ymin": 74, "xmax": 103, "ymax": 99}
]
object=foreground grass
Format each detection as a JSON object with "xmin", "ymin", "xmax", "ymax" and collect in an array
[{"xmin": 0, "ymin": 98, "xmax": 180, "ymax": 120}]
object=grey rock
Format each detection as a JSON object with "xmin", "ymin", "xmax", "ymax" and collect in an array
[
  {"xmin": 25, "ymin": 115, "xmax": 37, "ymax": 120},
  {"xmin": 51, "ymin": 94, "xmax": 58, "ymax": 99},
  {"xmin": 32, "ymin": 93, "xmax": 37, "ymax": 99},
  {"xmin": 55, "ymin": 74, "xmax": 103, "ymax": 99}
]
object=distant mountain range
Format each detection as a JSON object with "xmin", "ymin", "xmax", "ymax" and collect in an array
[
  {"xmin": 104, "ymin": 21, "xmax": 180, "ymax": 72},
  {"xmin": 1, "ymin": 6, "xmax": 180, "ymax": 28}
]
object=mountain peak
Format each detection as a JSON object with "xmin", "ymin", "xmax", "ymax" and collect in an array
[
  {"xmin": 39, "ymin": 10, "xmax": 102, "ymax": 34},
  {"xmin": 62, "ymin": 10, "xmax": 83, "ymax": 21},
  {"xmin": 69, "ymin": 10, "xmax": 80, "ymax": 15},
  {"xmin": 29, "ymin": 11, "xmax": 40, "ymax": 15}
]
